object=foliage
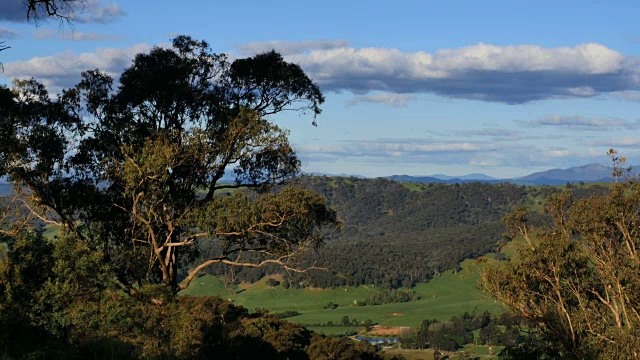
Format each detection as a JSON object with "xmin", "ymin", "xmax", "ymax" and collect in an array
[
  {"xmin": 201, "ymin": 177, "xmax": 610, "ymax": 289},
  {"xmin": 323, "ymin": 301, "xmax": 339, "ymax": 310},
  {"xmin": 399, "ymin": 310, "xmax": 523, "ymax": 352},
  {"xmin": 0, "ymin": 231, "xmax": 399, "ymax": 359},
  {"xmin": 482, "ymin": 175, "xmax": 640, "ymax": 359},
  {"xmin": 306, "ymin": 333, "xmax": 400, "ymax": 360},
  {"xmin": 273, "ymin": 310, "xmax": 302, "ymax": 319},
  {"xmin": 0, "ymin": 35, "xmax": 336, "ymax": 294}
]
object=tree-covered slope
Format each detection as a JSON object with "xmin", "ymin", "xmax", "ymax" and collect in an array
[{"xmin": 201, "ymin": 177, "xmax": 610, "ymax": 289}]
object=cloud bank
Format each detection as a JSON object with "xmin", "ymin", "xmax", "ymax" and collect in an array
[
  {"xmin": 32, "ymin": 29, "xmax": 123, "ymax": 41},
  {"xmin": 2, "ymin": 43, "xmax": 151, "ymax": 92},
  {"xmin": 285, "ymin": 42, "xmax": 638, "ymax": 103},
  {"xmin": 347, "ymin": 93, "xmax": 416, "ymax": 107},
  {"xmin": 528, "ymin": 115, "xmax": 640, "ymax": 130},
  {"xmin": 236, "ymin": 40, "xmax": 349, "ymax": 56},
  {"xmin": 296, "ymin": 137, "xmax": 614, "ymax": 172},
  {"xmin": 3, "ymin": 39, "xmax": 640, "ymax": 105}
]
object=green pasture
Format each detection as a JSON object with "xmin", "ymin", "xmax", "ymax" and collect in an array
[
  {"xmin": 181, "ymin": 258, "xmax": 503, "ymax": 328},
  {"xmin": 460, "ymin": 344, "xmax": 504, "ymax": 359}
]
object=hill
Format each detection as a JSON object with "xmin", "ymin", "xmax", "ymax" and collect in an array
[
  {"xmin": 196, "ymin": 176, "xmax": 610, "ymax": 289},
  {"xmin": 515, "ymin": 163, "xmax": 614, "ymax": 184},
  {"xmin": 198, "ymin": 177, "xmax": 526, "ymax": 288}
]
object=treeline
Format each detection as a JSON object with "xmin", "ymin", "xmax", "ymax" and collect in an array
[
  {"xmin": 200, "ymin": 177, "xmax": 610, "ymax": 288},
  {"xmin": 304, "ymin": 316, "xmax": 374, "ymax": 329},
  {"xmin": 360, "ymin": 288, "xmax": 420, "ymax": 306}
]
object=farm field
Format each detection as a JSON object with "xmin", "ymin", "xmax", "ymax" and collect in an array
[{"xmin": 181, "ymin": 257, "xmax": 504, "ymax": 329}]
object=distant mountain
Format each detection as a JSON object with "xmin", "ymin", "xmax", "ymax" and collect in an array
[
  {"xmin": 386, "ymin": 175, "xmax": 448, "ymax": 183},
  {"xmin": 431, "ymin": 173, "xmax": 497, "ymax": 181},
  {"xmin": 384, "ymin": 163, "xmax": 619, "ymax": 186},
  {"xmin": 515, "ymin": 163, "xmax": 614, "ymax": 185},
  {"xmin": 386, "ymin": 174, "xmax": 500, "ymax": 184}
]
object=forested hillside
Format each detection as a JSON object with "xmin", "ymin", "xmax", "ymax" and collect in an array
[{"xmin": 201, "ymin": 177, "xmax": 610, "ymax": 288}]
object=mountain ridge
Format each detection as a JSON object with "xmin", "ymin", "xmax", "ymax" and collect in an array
[{"xmin": 384, "ymin": 163, "xmax": 620, "ymax": 185}]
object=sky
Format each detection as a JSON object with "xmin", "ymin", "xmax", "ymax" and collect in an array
[{"xmin": 2, "ymin": 0, "xmax": 640, "ymax": 178}]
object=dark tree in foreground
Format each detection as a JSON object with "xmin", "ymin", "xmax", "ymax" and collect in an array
[{"xmin": 0, "ymin": 35, "xmax": 336, "ymax": 293}]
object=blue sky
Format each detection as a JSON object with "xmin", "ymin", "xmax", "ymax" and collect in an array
[{"xmin": 2, "ymin": 0, "xmax": 640, "ymax": 178}]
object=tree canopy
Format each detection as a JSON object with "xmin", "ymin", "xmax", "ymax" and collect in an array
[
  {"xmin": 0, "ymin": 35, "xmax": 336, "ymax": 293},
  {"xmin": 482, "ymin": 157, "xmax": 640, "ymax": 359}
]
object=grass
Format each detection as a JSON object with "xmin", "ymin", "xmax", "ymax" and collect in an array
[
  {"xmin": 399, "ymin": 182, "xmax": 429, "ymax": 191},
  {"xmin": 181, "ymin": 258, "xmax": 503, "ymax": 328},
  {"xmin": 460, "ymin": 345, "xmax": 504, "ymax": 359},
  {"xmin": 179, "ymin": 273, "xmax": 229, "ymax": 297}
]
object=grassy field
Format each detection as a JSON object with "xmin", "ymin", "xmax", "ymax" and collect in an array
[
  {"xmin": 181, "ymin": 257, "xmax": 503, "ymax": 329},
  {"xmin": 461, "ymin": 344, "xmax": 504, "ymax": 357}
]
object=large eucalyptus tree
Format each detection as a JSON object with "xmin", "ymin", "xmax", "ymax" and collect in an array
[{"xmin": 0, "ymin": 35, "xmax": 337, "ymax": 293}]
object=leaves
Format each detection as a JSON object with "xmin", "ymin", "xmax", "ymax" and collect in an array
[
  {"xmin": 482, "ymin": 180, "xmax": 640, "ymax": 359},
  {"xmin": 0, "ymin": 35, "xmax": 335, "ymax": 293}
]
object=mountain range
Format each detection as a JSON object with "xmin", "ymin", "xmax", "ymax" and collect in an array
[{"xmin": 385, "ymin": 163, "xmax": 620, "ymax": 186}]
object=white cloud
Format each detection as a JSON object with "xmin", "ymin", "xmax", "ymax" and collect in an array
[
  {"xmin": 567, "ymin": 86, "xmax": 596, "ymax": 97},
  {"xmin": 295, "ymin": 138, "xmax": 496, "ymax": 162},
  {"xmin": 236, "ymin": 40, "xmax": 349, "ymax": 56},
  {"xmin": 295, "ymin": 136, "xmax": 618, "ymax": 174},
  {"xmin": 544, "ymin": 149, "xmax": 573, "ymax": 157},
  {"xmin": 469, "ymin": 159, "xmax": 499, "ymax": 167},
  {"xmin": 347, "ymin": 93, "xmax": 416, "ymax": 107},
  {"xmin": 528, "ymin": 115, "xmax": 639, "ymax": 130},
  {"xmin": 284, "ymin": 42, "xmax": 637, "ymax": 103},
  {"xmin": 75, "ymin": 0, "xmax": 124, "ymax": 23},
  {"xmin": 429, "ymin": 43, "xmax": 623, "ymax": 74},
  {"xmin": 0, "ymin": 27, "xmax": 19, "ymax": 39},
  {"xmin": 32, "ymin": 29, "xmax": 124, "ymax": 41},
  {"xmin": 5, "ymin": 40, "xmax": 639, "ymax": 105},
  {"xmin": 2, "ymin": 43, "xmax": 152, "ymax": 92},
  {"xmin": 613, "ymin": 91, "xmax": 640, "ymax": 102},
  {"xmin": 0, "ymin": 0, "xmax": 123, "ymax": 23},
  {"xmin": 588, "ymin": 137, "xmax": 640, "ymax": 147}
]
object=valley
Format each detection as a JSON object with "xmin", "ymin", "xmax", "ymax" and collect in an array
[{"xmin": 182, "ymin": 257, "xmax": 504, "ymax": 329}]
